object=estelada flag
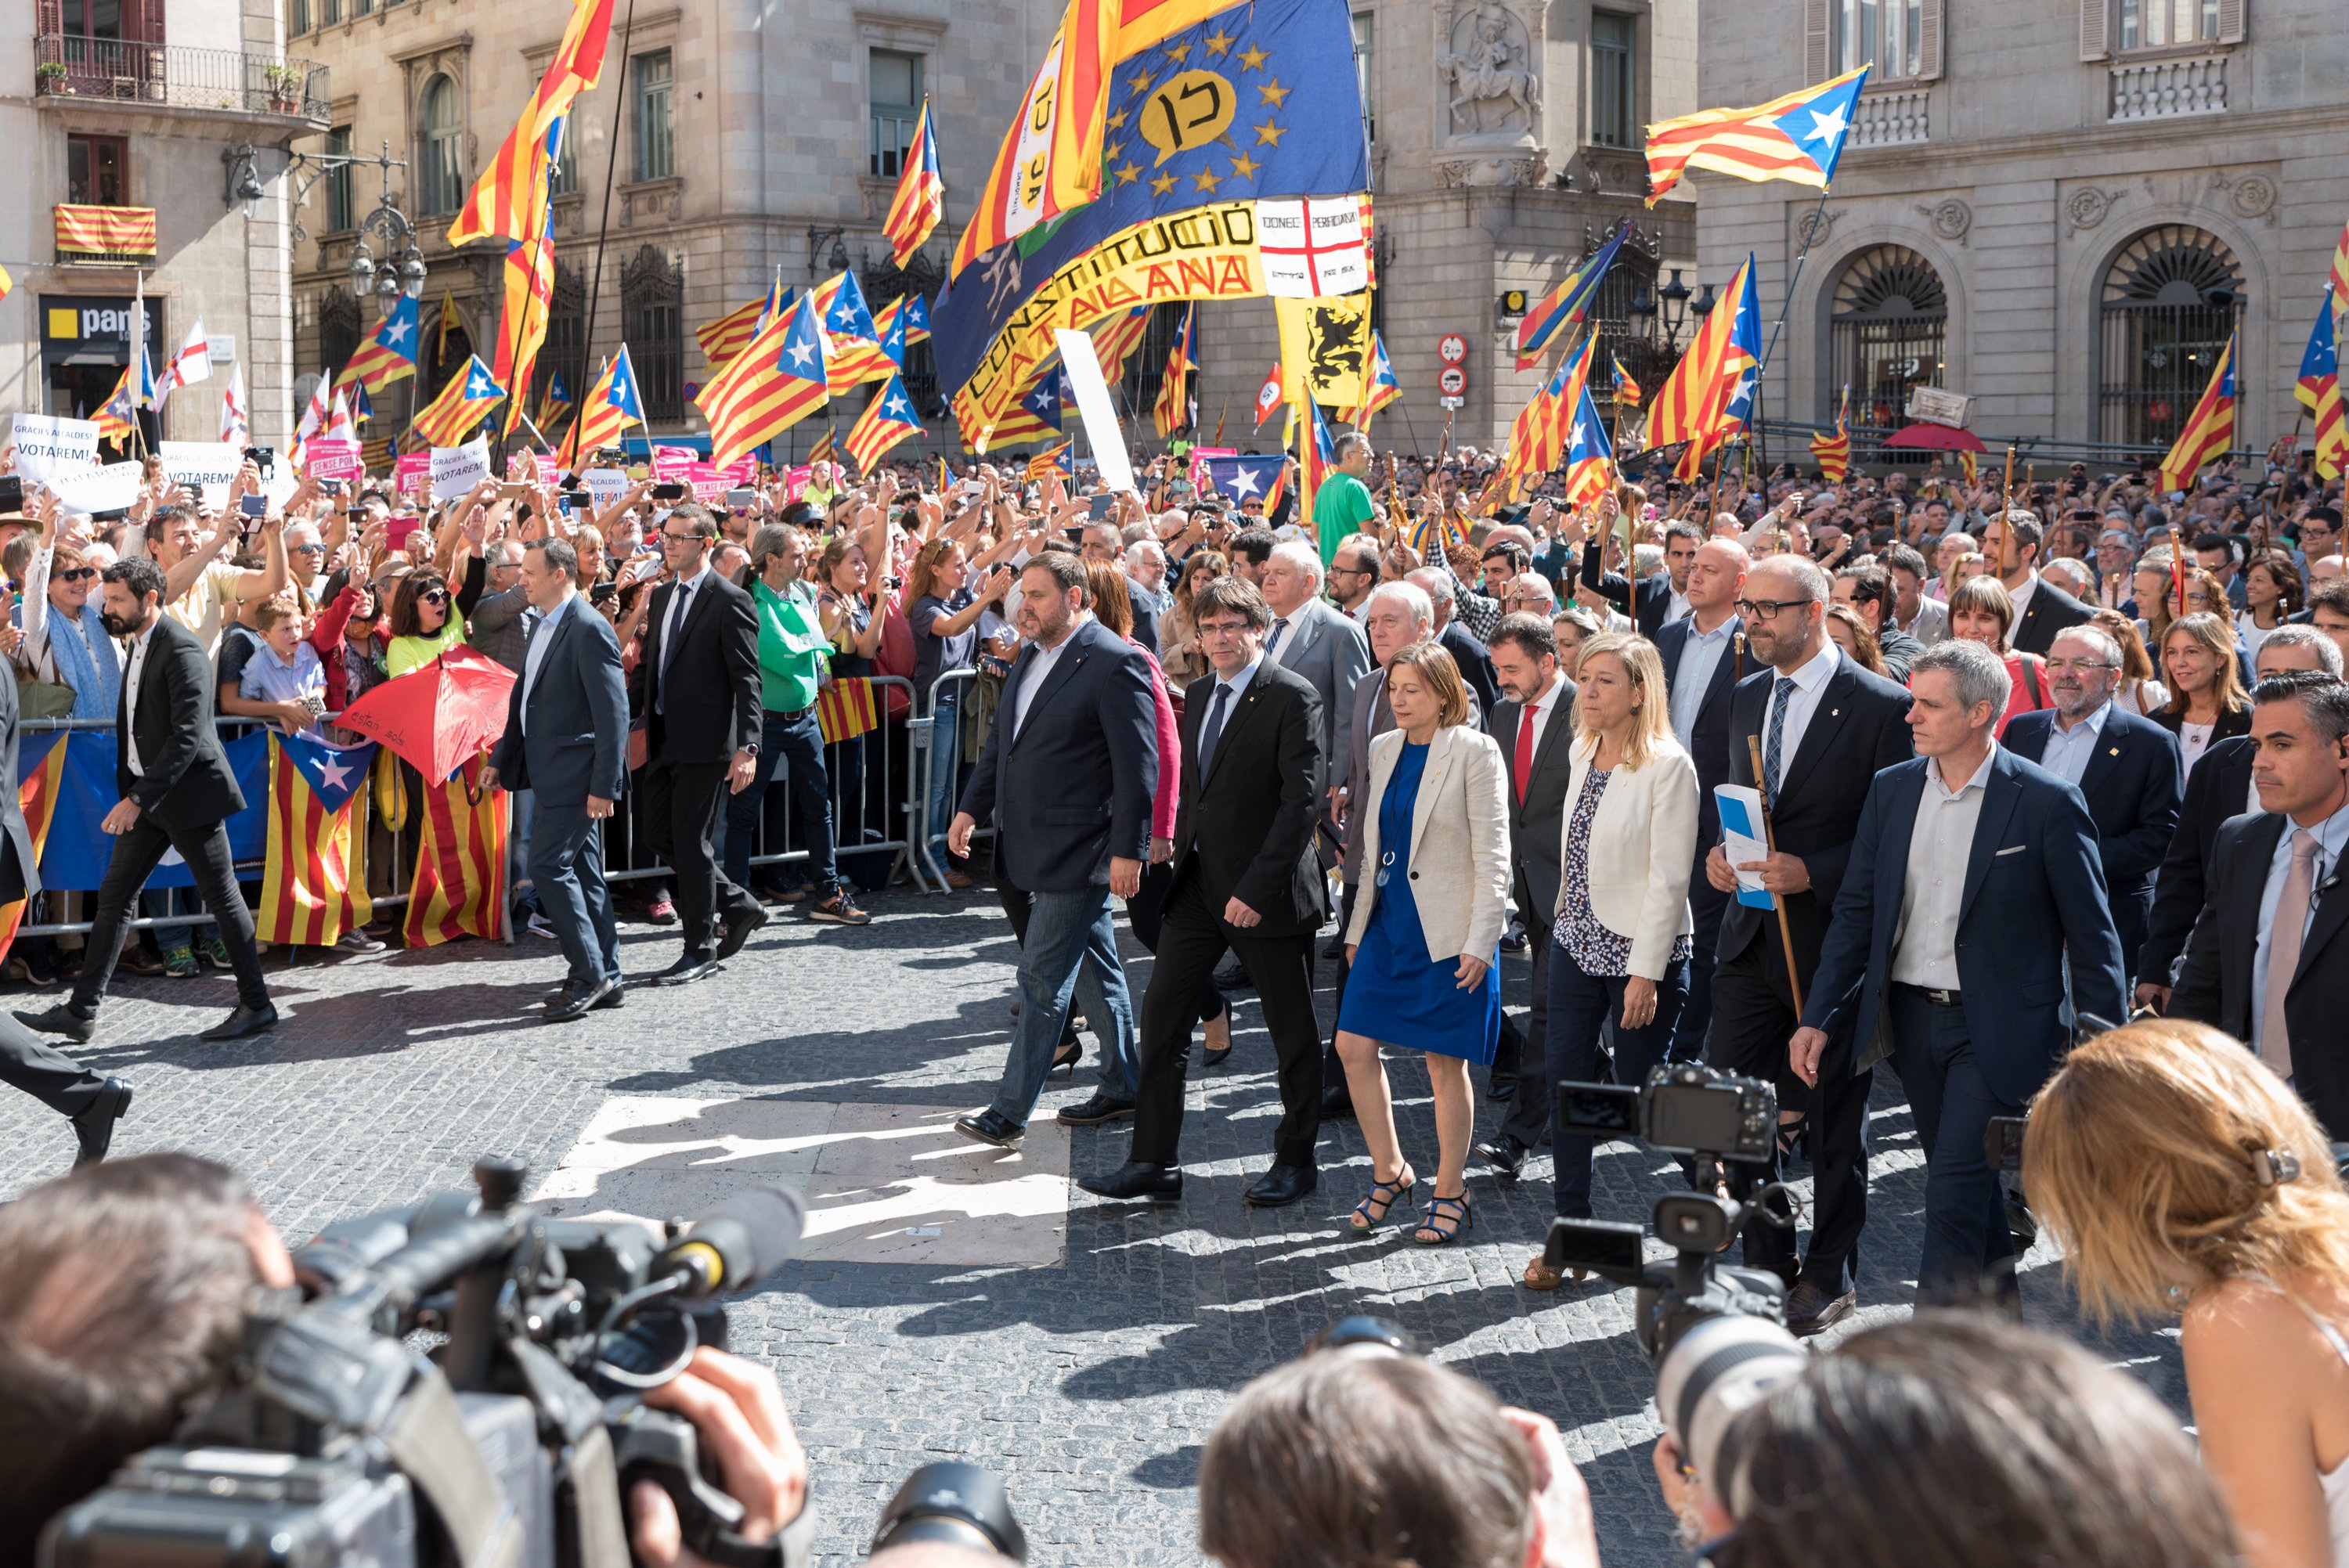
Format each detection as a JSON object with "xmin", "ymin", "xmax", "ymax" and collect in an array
[
  {"xmin": 446, "ymin": 0, "xmax": 614, "ymax": 244},
  {"xmin": 258, "ymin": 732, "xmax": 377, "ymax": 946},
  {"xmin": 848, "ymin": 372, "xmax": 926, "ymax": 474},
  {"xmin": 1611, "ymin": 354, "xmax": 1642, "ymax": 409},
  {"xmin": 1810, "ymin": 384, "xmax": 1851, "ymax": 482},
  {"xmin": 2156, "ymin": 331, "xmax": 2235, "ymax": 494},
  {"xmin": 817, "ymin": 678, "xmax": 880, "ymax": 745},
  {"xmin": 339, "ymin": 294, "xmax": 420, "ymax": 392},
  {"xmin": 1091, "ymin": 303, "xmax": 1153, "ymax": 386},
  {"xmin": 1024, "ymin": 440, "xmax": 1074, "ymax": 481},
  {"xmin": 812, "ymin": 271, "xmax": 897, "ymax": 392},
  {"xmin": 0, "ymin": 736, "xmax": 70, "ymax": 966},
  {"xmin": 1153, "ymin": 302, "xmax": 1196, "ymax": 438},
  {"xmin": 405, "ymin": 755, "xmax": 506, "ymax": 947},
  {"xmin": 872, "ymin": 293, "xmax": 932, "ymax": 351},
  {"xmin": 882, "ymin": 98, "xmax": 946, "ymax": 266},
  {"xmin": 1644, "ymin": 65, "xmax": 1869, "ymax": 206}
]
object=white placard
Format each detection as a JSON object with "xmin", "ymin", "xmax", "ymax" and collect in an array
[
  {"xmin": 9, "ymin": 413, "xmax": 101, "ymax": 485},
  {"xmin": 260, "ymin": 460, "xmax": 301, "ymax": 510},
  {"xmin": 1051, "ymin": 328, "xmax": 1136, "ymax": 496},
  {"xmin": 209, "ymin": 334, "xmax": 238, "ymax": 364},
  {"xmin": 159, "ymin": 440, "xmax": 246, "ymax": 503},
  {"xmin": 1715, "ymin": 785, "xmax": 1777, "ymax": 910},
  {"xmin": 1255, "ymin": 196, "xmax": 1369, "ymax": 298},
  {"xmin": 51, "ymin": 461, "xmax": 144, "ymax": 515},
  {"xmin": 583, "ymin": 467, "xmax": 630, "ymax": 508},
  {"xmin": 431, "ymin": 437, "xmax": 493, "ymax": 502}
]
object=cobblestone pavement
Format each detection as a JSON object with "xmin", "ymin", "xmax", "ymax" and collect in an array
[{"xmin": 0, "ymin": 890, "xmax": 2186, "ymax": 1567}]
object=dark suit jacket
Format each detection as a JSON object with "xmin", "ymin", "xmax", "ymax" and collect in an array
[
  {"xmin": 1487, "ymin": 678, "xmax": 1580, "ymax": 922},
  {"xmin": 489, "ymin": 597, "xmax": 630, "ymax": 808},
  {"xmin": 2172, "ymin": 811, "xmax": 2349, "ymax": 1137},
  {"xmin": 1580, "ymin": 540, "xmax": 1674, "ymax": 637},
  {"xmin": 1439, "ymin": 619, "xmax": 1501, "ymax": 718},
  {"xmin": 121, "ymin": 615, "xmax": 245, "ymax": 831},
  {"xmin": 1719, "ymin": 651, "xmax": 1915, "ymax": 976},
  {"xmin": 630, "ymin": 568, "xmax": 761, "ymax": 763},
  {"xmin": 2141, "ymin": 734, "xmax": 2257, "ymax": 984},
  {"xmin": 2008, "ymin": 575, "xmax": 2095, "ymax": 657},
  {"xmin": 1164, "ymin": 659, "xmax": 1326, "ymax": 936},
  {"xmin": 960, "ymin": 617, "xmax": 1159, "ymax": 893},
  {"xmin": 2151, "ymin": 703, "xmax": 2254, "ymax": 751},
  {"xmin": 1651, "ymin": 615, "xmax": 1763, "ymax": 858},
  {"xmin": 2002, "ymin": 704, "xmax": 2182, "ymax": 971},
  {"xmin": 1802, "ymin": 747, "xmax": 2129, "ymax": 1104},
  {"xmin": 0, "ymin": 669, "xmax": 40, "ymax": 905}
]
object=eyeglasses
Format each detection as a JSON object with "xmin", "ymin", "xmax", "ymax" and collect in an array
[
  {"xmin": 2044, "ymin": 658, "xmax": 2120, "ymax": 672},
  {"xmin": 662, "ymin": 531, "xmax": 705, "ymax": 544},
  {"xmin": 420, "ymin": 589, "xmax": 449, "ymax": 606},
  {"xmin": 1734, "ymin": 597, "xmax": 1816, "ymax": 619},
  {"xmin": 1196, "ymin": 620, "xmax": 1254, "ymax": 640},
  {"xmin": 290, "ymin": 543, "xmax": 327, "ymax": 555}
]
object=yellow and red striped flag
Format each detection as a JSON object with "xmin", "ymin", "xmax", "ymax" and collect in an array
[
  {"xmin": 1090, "ymin": 303, "xmax": 1153, "ymax": 386},
  {"xmin": 696, "ymin": 283, "xmax": 782, "ymax": 374},
  {"xmin": 92, "ymin": 361, "xmax": 139, "ymax": 447},
  {"xmin": 1024, "ymin": 440, "xmax": 1073, "ymax": 481},
  {"xmin": 256, "ymin": 734, "xmax": 376, "ymax": 947},
  {"xmin": 847, "ymin": 372, "xmax": 926, "ymax": 474},
  {"xmin": 1153, "ymin": 302, "xmax": 1196, "ymax": 438},
  {"xmin": 1810, "ymin": 384, "xmax": 1851, "ymax": 481},
  {"xmin": 871, "ymin": 292, "xmax": 932, "ymax": 351},
  {"xmin": 808, "ymin": 425, "xmax": 838, "ymax": 472},
  {"xmin": 1646, "ymin": 256, "xmax": 1756, "ymax": 462},
  {"xmin": 696, "ymin": 296, "xmax": 830, "ymax": 467},
  {"xmin": 413, "ymin": 355, "xmax": 507, "ymax": 448},
  {"xmin": 1611, "ymin": 354, "xmax": 1642, "ymax": 408},
  {"xmin": 491, "ymin": 160, "xmax": 560, "ymax": 436},
  {"xmin": 0, "ymin": 263, "xmax": 13, "ymax": 306},
  {"xmin": 560, "ymin": 344, "xmax": 648, "ymax": 468},
  {"xmin": 404, "ymin": 755, "xmax": 506, "ymax": 946},
  {"xmin": 2329, "ymin": 218, "xmax": 2349, "ymax": 306},
  {"xmin": 1347, "ymin": 332, "xmax": 1400, "ymax": 431},
  {"xmin": 1644, "ymin": 66, "xmax": 1870, "ymax": 206},
  {"xmin": 2156, "ymin": 330, "xmax": 2235, "ymax": 494},
  {"xmin": 882, "ymin": 99, "xmax": 946, "ymax": 265},
  {"xmin": 810, "ymin": 272, "xmax": 897, "ymax": 393},
  {"xmin": 817, "ymin": 677, "xmax": 879, "ymax": 745},
  {"xmin": 0, "ymin": 736, "xmax": 69, "ymax": 967},
  {"xmin": 446, "ymin": 0, "xmax": 614, "ymax": 245},
  {"xmin": 2301, "ymin": 290, "xmax": 2349, "ymax": 482}
]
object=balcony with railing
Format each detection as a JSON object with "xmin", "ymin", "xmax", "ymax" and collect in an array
[
  {"xmin": 33, "ymin": 34, "xmax": 329, "ymax": 124},
  {"xmin": 2109, "ymin": 54, "xmax": 2228, "ymax": 121}
]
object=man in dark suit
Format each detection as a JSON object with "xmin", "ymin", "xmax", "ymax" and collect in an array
[
  {"xmin": 485, "ymin": 536, "xmax": 630, "ymax": 1022},
  {"xmin": 629, "ymin": 503, "xmax": 766, "ymax": 985},
  {"xmin": 1704, "ymin": 554, "xmax": 1913, "ymax": 1334},
  {"xmin": 2171, "ymin": 673, "xmax": 2349, "ymax": 1138},
  {"xmin": 1978, "ymin": 510, "xmax": 2093, "ymax": 657},
  {"xmin": 949, "ymin": 552, "xmax": 1159, "ymax": 1147},
  {"xmin": 1653, "ymin": 539, "xmax": 1760, "ymax": 1062},
  {"xmin": 18, "ymin": 556, "xmax": 274, "ymax": 1045},
  {"xmin": 1474, "ymin": 614, "xmax": 1579, "ymax": 1178},
  {"xmin": 2003, "ymin": 625, "xmax": 2181, "ymax": 987},
  {"xmin": 1581, "ymin": 515, "xmax": 1699, "ymax": 637},
  {"xmin": 1082, "ymin": 577, "xmax": 1326, "ymax": 1207},
  {"xmin": 1795, "ymin": 638, "xmax": 2126, "ymax": 1306},
  {"xmin": 0, "ymin": 630, "xmax": 132, "ymax": 1165},
  {"xmin": 1408, "ymin": 568, "xmax": 1502, "ymax": 716}
]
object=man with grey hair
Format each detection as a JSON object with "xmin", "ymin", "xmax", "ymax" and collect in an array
[
  {"xmin": 468, "ymin": 539, "xmax": 533, "ymax": 673},
  {"xmin": 2004, "ymin": 624, "xmax": 2181, "ymax": 986},
  {"xmin": 1794, "ymin": 636, "xmax": 2123, "ymax": 1305}
]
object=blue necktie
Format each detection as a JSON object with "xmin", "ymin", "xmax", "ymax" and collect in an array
[
  {"xmin": 1263, "ymin": 618, "xmax": 1290, "ymax": 660},
  {"xmin": 1763, "ymin": 676, "xmax": 1797, "ymax": 806},
  {"xmin": 1197, "ymin": 682, "xmax": 1232, "ymax": 777}
]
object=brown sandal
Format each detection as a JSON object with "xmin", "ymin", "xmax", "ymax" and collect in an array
[{"xmin": 1521, "ymin": 1253, "xmax": 1590, "ymax": 1290}]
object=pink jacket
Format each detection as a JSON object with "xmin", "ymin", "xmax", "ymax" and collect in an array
[{"xmin": 1135, "ymin": 640, "xmax": 1180, "ymax": 840}]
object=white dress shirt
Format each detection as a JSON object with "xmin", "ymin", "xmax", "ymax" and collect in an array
[
  {"xmin": 656, "ymin": 564, "xmax": 710, "ymax": 715},
  {"xmin": 520, "ymin": 589, "xmax": 576, "ymax": 735},
  {"xmin": 1668, "ymin": 616, "xmax": 1737, "ymax": 753},
  {"xmin": 1890, "ymin": 744, "xmax": 1996, "ymax": 989},
  {"xmin": 121, "ymin": 619, "xmax": 161, "ymax": 777},
  {"xmin": 1761, "ymin": 641, "xmax": 1842, "ymax": 784},
  {"xmin": 2250, "ymin": 801, "xmax": 2349, "ymax": 1061},
  {"xmin": 2037, "ymin": 699, "xmax": 2110, "ymax": 788},
  {"xmin": 1012, "ymin": 612, "xmax": 1093, "ymax": 737},
  {"xmin": 2005, "ymin": 571, "xmax": 2040, "ymax": 629},
  {"xmin": 1517, "ymin": 672, "xmax": 1568, "ymax": 761}
]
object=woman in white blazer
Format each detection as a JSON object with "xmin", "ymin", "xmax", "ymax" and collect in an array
[
  {"xmin": 1521, "ymin": 633, "xmax": 1699, "ymax": 1291},
  {"xmin": 1334, "ymin": 641, "xmax": 1511, "ymax": 1248}
]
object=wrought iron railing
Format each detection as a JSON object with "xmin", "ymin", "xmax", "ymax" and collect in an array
[{"xmin": 33, "ymin": 34, "xmax": 329, "ymax": 121}]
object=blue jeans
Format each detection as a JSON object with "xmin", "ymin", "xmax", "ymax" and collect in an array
[
  {"xmin": 1889, "ymin": 985, "xmax": 2022, "ymax": 1304},
  {"xmin": 724, "ymin": 708, "xmax": 838, "ymax": 896},
  {"xmin": 988, "ymin": 886, "xmax": 1138, "ymax": 1126},
  {"xmin": 1544, "ymin": 940, "xmax": 1689, "ymax": 1220},
  {"xmin": 921, "ymin": 687, "xmax": 962, "ymax": 863},
  {"xmin": 508, "ymin": 788, "xmax": 541, "ymax": 919}
]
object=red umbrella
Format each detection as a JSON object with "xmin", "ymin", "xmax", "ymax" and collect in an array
[
  {"xmin": 1881, "ymin": 421, "xmax": 1987, "ymax": 452},
  {"xmin": 337, "ymin": 647, "xmax": 518, "ymax": 782}
]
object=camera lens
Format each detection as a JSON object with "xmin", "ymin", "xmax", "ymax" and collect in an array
[
  {"xmin": 1652, "ymin": 1315, "xmax": 1806, "ymax": 1491},
  {"xmin": 871, "ymin": 1462, "xmax": 1027, "ymax": 1563}
]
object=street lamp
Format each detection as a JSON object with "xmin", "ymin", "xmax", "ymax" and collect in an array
[{"xmin": 294, "ymin": 139, "xmax": 427, "ymax": 310}]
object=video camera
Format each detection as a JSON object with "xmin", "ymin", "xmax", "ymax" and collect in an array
[{"xmin": 40, "ymin": 1156, "xmax": 814, "ymax": 1568}]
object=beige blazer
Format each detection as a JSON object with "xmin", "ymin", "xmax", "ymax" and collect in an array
[
  {"xmin": 1554, "ymin": 731, "xmax": 1701, "ymax": 981},
  {"xmin": 1344, "ymin": 723, "xmax": 1511, "ymax": 963}
]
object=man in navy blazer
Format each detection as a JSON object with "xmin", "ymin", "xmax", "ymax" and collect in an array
[
  {"xmin": 950, "ymin": 552, "xmax": 1160, "ymax": 1148},
  {"xmin": 1792, "ymin": 640, "xmax": 2126, "ymax": 1306},
  {"xmin": 2001, "ymin": 625, "xmax": 2181, "ymax": 986},
  {"xmin": 485, "ymin": 536, "xmax": 630, "ymax": 1022}
]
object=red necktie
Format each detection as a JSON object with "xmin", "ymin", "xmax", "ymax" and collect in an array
[{"xmin": 1514, "ymin": 702, "xmax": 1535, "ymax": 803}]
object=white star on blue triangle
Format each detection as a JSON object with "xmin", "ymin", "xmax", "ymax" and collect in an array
[
  {"xmin": 1768, "ymin": 68, "xmax": 1867, "ymax": 180},
  {"xmin": 1225, "ymin": 467, "xmax": 1262, "ymax": 498},
  {"xmin": 465, "ymin": 362, "xmax": 500, "ymax": 399}
]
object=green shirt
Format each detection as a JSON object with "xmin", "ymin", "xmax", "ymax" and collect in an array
[
  {"xmin": 385, "ymin": 618, "xmax": 469, "ymax": 679},
  {"xmin": 754, "ymin": 578, "xmax": 831, "ymax": 712},
  {"xmin": 1313, "ymin": 471, "xmax": 1377, "ymax": 565}
]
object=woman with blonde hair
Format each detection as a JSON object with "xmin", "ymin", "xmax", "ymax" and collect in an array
[
  {"xmin": 1824, "ymin": 603, "xmax": 1888, "ymax": 676},
  {"xmin": 2024, "ymin": 1018, "xmax": 2349, "ymax": 1568},
  {"xmin": 1334, "ymin": 641, "xmax": 1510, "ymax": 1248},
  {"xmin": 1159, "ymin": 548, "xmax": 1228, "ymax": 691},
  {"xmin": 2155, "ymin": 611, "xmax": 2253, "ymax": 787},
  {"xmin": 1521, "ymin": 633, "xmax": 1698, "ymax": 1289}
]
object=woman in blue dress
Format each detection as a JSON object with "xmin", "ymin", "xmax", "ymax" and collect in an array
[{"xmin": 1334, "ymin": 641, "xmax": 1513, "ymax": 1245}]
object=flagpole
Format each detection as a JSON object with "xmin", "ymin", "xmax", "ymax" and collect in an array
[
  {"xmin": 581, "ymin": 0, "xmax": 639, "ymax": 414},
  {"xmin": 1755, "ymin": 181, "xmax": 1834, "ymax": 428}
]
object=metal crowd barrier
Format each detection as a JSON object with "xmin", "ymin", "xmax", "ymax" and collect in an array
[{"xmin": 911, "ymin": 667, "xmax": 988, "ymax": 892}]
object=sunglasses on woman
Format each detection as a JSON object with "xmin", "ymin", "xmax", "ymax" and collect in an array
[
  {"xmin": 420, "ymin": 589, "xmax": 449, "ymax": 607},
  {"xmin": 58, "ymin": 567, "xmax": 98, "ymax": 583}
]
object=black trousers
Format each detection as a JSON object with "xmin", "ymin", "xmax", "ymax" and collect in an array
[
  {"xmin": 1124, "ymin": 860, "xmax": 1226, "ymax": 1024},
  {"xmin": 1319, "ymin": 878, "xmax": 1360, "ymax": 1095},
  {"xmin": 1131, "ymin": 881, "xmax": 1322, "ymax": 1170},
  {"xmin": 1888, "ymin": 986, "xmax": 2022, "ymax": 1306},
  {"xmin": 1499, "ymin": 912, "xmax": 1556, "ymax": 1148},
  {"xmin": 73, "ymin": 815, "xmax": 269, "ymax": 1016},
  {"xmin": 1671, "ymin": 864, "xmax": 1731, "ymax": 1061},
  {"xmin": 1705, "ymin": 933, "xmax": 1872, "ymax": 1295},
  {"xmin": 640, "ymin": 757, "xmax": 756, "ymax": 959},
  {"xmin": 0, "ymin": 1011, "xmax": 106, "ymax": 1116}
]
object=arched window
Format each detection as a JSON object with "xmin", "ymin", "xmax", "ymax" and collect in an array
[
  {"xmin": 622, "ymin": 245, "xmax": 684, "ymax": 424},
  {"xmin": 1828, "ymin": 245, "xmax": 1947, "ymax": 427},
  {"xmin": 418, "ymin": 74, "xmax": 464, "ymax": 217},
  {"xmin": 319, "ymin": 287, "xmax": 362, "ymax": 377},
  {"xmin": 2098, "ymin": 224, "xmax": 2243, "ymax": 449}
]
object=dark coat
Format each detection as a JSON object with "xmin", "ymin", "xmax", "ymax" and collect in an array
[
  {"xmin": 0, "ymin": 669, "xmax": 40, "ymax": 905},
  {"xmin": 1487, "ymin": 679, "xmax": 1579, "ymax": 923},
  {"xmin": 2140, "ymin": 734, "xmax": 2257, "ymax": 985},
  {"xmin": 1439, "ymin": 618, "xmax": 1501, "ymax": 719},
  {"xmin": 1164, "ymin": 658, "xmax": 1326, "ymax": 936},
  {"xmin": 2008, "ymin": 575, "xmax": 2095, "ymax": 657},
  {"xmin": 1579, "ymin": 539, "xmax": 1675, "ymax": 637},
  {"xmin": 1651, "ymin": 614, "xmax": 1763, "ymax": 856},
  {"xmin": 121, "ymin": 615, "xmax": 245, "ymax": 831},
  {"xmin": 630, "ymin": 568, "xmax": 762, "ymax": 763},
  {"xmin": 2002, "ymin": 704, "xmax": 2182, "ymax": 975},
  {"xmin": 489, "ymin": 597, "xmax": 630, "ymax": 807}
]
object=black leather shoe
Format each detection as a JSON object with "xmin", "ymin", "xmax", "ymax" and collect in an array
[
  {"xmin": 648, "ymin": 955, "xmax": 720, "ymax": 986},
  {"xmin": 16, "ymin": 1004, "xmax": 95, "ymax": 1044},
  {"xmin": 716, "ymin": 903, "xmax": 769, "ymax": 961},
  {"xmin": 2003, "ymin": 1188, "xmax": 2037, "ymax": 1249},
  {"xmin": 1057, "ymin": 1093, "xmax": 1136, "ymax": 1125},
  {"xmin": 199, "ymin": 1002, "xmax": 278, "ymax": 1041},
  {"xmin": 1783, "ymin": 1281, "xmax": 1857, "ymax": 1337},
  {"xmin": 1477, "ymin": 1134, "xmax": 1528, "ymax": 1181},
  {"xmin": 1077, "ymin": 1161, "xmax": 1182, "ymax": 1202},
  {"xmin": 71, "ymin": 1076, "xmax": 132, "ymax": 1166},
  {"xmin": 1243, "ymin": 1163, "xmax": 1316, "ymax": 1208},
  {"xmin": 952, "ymin": 1109, "xmax": 1025, "ymax": 1148},
  {"xmin": 1212, "ymin": 957, "xmax": 1252, "ymax": 991},
  {"xmin": 1319, "ymin": 1084, "xmax": 1355, "ymax": 1120},
  {"xmin": 1486, "ymin": 1072, "xmax": 1518, "ymax": 1103},
  {"xmin": 545, "ymin": 979, "xmax": 603, "ymax": 1024},
  {"xmin": 590, "ymin": 975, "xmax": 627, "ymax": 1009}
]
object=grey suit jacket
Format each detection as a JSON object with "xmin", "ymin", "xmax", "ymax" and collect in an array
[
  {"xmin": 1899, "ymin": 596, "xmax": 1951, "ymax": 647},
  {"xmin": 1272, "ymin": 597, "xmax": 1371, "ymax": 782}
]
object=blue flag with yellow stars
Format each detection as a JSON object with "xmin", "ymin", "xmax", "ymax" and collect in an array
[{"xmin": 934, "ymin": 0, "xmax": 1368, "ymax": 445}]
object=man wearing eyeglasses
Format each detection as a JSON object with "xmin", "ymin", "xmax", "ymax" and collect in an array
[{"xmin": 2001, "ymin": 625, "xmax": 2181, "ymax": 989}]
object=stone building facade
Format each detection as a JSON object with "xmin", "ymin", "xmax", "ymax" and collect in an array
[
  {"xmin": 1, "ymin": 0, "xmax": 321, "ymax": 445},
  {"xmin": 1693, "ymin": 0, "xmax": 2349, "ymax": 460}
]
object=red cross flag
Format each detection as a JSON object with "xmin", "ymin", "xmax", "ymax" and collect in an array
[{"xmin": 1257, "ymin": 196, "xmax": 1369, "ymax": 298}]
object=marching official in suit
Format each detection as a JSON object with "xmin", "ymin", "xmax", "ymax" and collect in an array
[
  {"xmin": 18, "ymin": 557, "xmax": 275, "ymax": 1046},
  {"xmin": 485, "ymin": 536, "xmax": 630, "ymax": 1022},
  {"xmin": 2002, "ymin": 625, "xmax": 2181, "ymax": 986},
  {"xmin": 0, "ymin": 638, "xmax": 132, "ymax": 1165},
  {"xmin": 1704, "ymin": 555, "xmax": 1914, "ymax": 1334},
  {"xmin": 1474, "ymin": 614, "xmax": 1579, "ymax": 1180},
  {"xmin": 1083, "ymin": 578, "xmax": 1328, "ymax": 1208},
  {"xmin": 1795, "ymin": 639, "xmax": 2126, "ymax": 1306},
  {"xmin": 2170, "ymin": 673, "xmax": 2349, "ymax": 1139},
  {"xmin": 630, "ymin": 504, "xmax": 767, "ymax": 985},
  {"xmin": 1580, "ymin": 512, "xmax": 1698, "ymax": 637},
  {"xmin": 1979, "ymin": 510, "xmax": 2095, "ymax": 658}
]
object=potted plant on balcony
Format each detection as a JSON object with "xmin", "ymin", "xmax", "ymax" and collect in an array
[
  {"xmin": 36, "ymin": 59, "xmax": 69, "ymax": 93},
  {"xmin": 265, "ymin": 63, "xmax": 305, "ymax": 113}
]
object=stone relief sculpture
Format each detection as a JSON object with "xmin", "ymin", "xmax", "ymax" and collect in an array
[{"xmin": 1445, "ymin": 1, "xmax": 1541, "ymax": 140}]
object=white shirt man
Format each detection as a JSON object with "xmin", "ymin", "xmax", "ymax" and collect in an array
[
  {"xmin": 519, "ymin": 586, "xmax": 577, "ymax": 735},
  {"xmin": 1888, "ymin": 741, "xmax": 1995, "ymax": 990},
  {"xmin": 1012, "ymin": 611, "xmax": 1094, "ymax": 735}
]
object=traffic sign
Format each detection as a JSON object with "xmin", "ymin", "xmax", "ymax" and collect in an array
[
  {"xmin": 1436, "ymin": 333, "xmax": 1469, "ymax": 366},
  {"xmin": 1437, "ymin": 365, "xmax": 1468, "ymax": 397},
  {"xmin": 1438, "ymin": 396, "xmax": 1465, "ymax": 410}
]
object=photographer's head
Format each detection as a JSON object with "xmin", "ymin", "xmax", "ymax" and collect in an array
[{"xmin": 0, "ymin": 1155, "xmax": 293, "ymax": 1559}]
